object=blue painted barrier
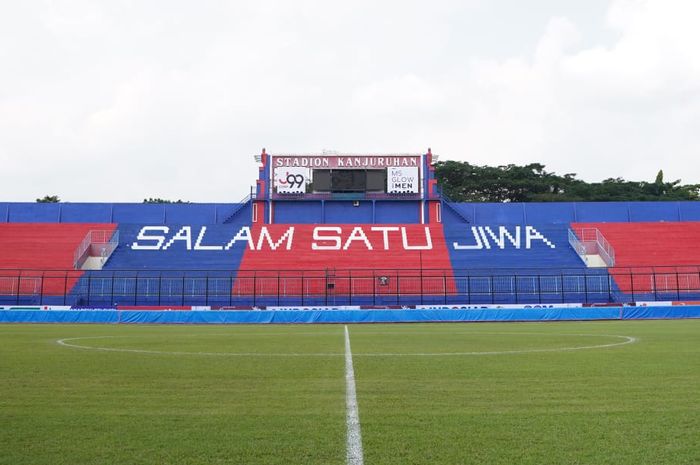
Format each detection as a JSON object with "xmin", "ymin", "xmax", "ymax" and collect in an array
[
  {"xmin": 0, "ymin": 310, "xmax": 119, "ymax": 324},
  {"xmin": 2, "ymin": 306, "xmax": 699, "ymax": 324},
  {"xmin": 621, "ymin": 306, "xmax": 700, "ymax": 320}
]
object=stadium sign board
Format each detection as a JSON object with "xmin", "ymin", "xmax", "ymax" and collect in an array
[{"xmin": 273, "ymin": 155, "xmax": 420, "ymax": 168}]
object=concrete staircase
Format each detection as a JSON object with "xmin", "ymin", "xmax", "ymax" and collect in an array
[{"xmin": 568, "ymin": 228, "xmax": 615, "ymax": 268}]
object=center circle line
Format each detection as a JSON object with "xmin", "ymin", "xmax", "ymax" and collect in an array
[{"xmin": 55, "ymin": 333, "xmax": 638, "ymax": 357}]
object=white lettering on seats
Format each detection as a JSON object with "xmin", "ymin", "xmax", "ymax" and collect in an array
[
  {"xmin": 343, "ymin": 227, "xmax": 373, "ymax": 250},
  {"xmin": 257, "ymin": 226, "xmax": 295, "ymax": 250},
  {"xmin": 525, "ymin": 226, "xmax": 556, "ymax": 249},
  {"xmin": 162, "ymin": 226, "xmax": 192, "ymax": 250},
  {"xmin": 224, "ymin": 226, "xmax": 255, "ymax": 250},
  {"xmin": 369, "ymin": 227, "xmax": 399, "ymax": 250},
  {"xmin": 194, "ymin": 226, "xmax": 223, "ymax": 251},
  {"xmin": 312, "ymin": 227, "xmax": 342, "ymax": 250},
  {"xmin": 453, "ymin": 226, "xmax": 555, "ymax": 250},
  {"xmin": 402, "ymin": 226, "xmax": 432, "ymax": 250},
  {"xmin": 131, "ymin": 226, "xmax": 169, "ymax": 250}
]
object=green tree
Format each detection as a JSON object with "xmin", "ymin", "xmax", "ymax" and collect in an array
[
  {"xmin": 143, "ymin": 198, "xmax": 190, "ymax": 204},
  {"xmin": 434, "ymin": 161, "xmax": 700, "ymax": 202},
  {"xmin": 36, "ymin": 195, "xmax": 60, "ymax": 203}
]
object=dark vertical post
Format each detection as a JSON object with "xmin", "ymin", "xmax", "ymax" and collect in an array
[
  {"xmin": 111, "ymin": 273, "xmax": 115, "ymax": 306},
  {"xmin": 277, "ymin": 273, "xmax": 280, "ymax": 306},
  {"xmin": 372, "ymin": 271, "xmax": 376, "ymax": 306},
  {"xmin": 630, "ymin": 270, "xmax": 635, "ymax": 303},
  {"xmin": 396, "ymin": 270, "xmax": 400, "ymax": 305},
  {"xmin": 252, "ymin": 272, "xmax": 257, "ymax": 308},
  {"xmin": 652, "ymin": 270, "xmax": 657, "ymax": 301},
  {"xmin": 583, "ymin": 272, "xmax": 588, "ymax": 304},
  {"xmin": 39, "ymin": 272, "xmax": 45, "ymax": 305},
  {"xmin": 205, "ymin": 275, "xmax": 210, "ymax": 306},
  {"xmin": 181, "ymin": 275, "xmax": 185, "ymax": 306},
  {"xmin": 158, "ymin": 275, "xmax": 162, "ymax": 306},
  {"xmin": 560, "ymin": 273, "xmax": 565, "ymax": 303},
  {"xmin": 63, "ymin": 273, "xmax": 68, "ymax": 305},
  {"xmin": 514, "ymin": 275, "xmax": 518, "ymax": 304},
  {"xmin": 537, "ymin": 274, "xmax": 542, "ymax": 303},
  {"xmin": 349, "ymin": 270, "xmax": 353, "ymax": 306},
  {"xmin": 229, "ymin": 275, "xmax": 233, "ymax": 307},
  {"xmin": 300, "ymin": 271, "xmax": 305, "ymax": 307},
  {"xmin": 87, "ymin": 273, "xmax": 92, "ymax": 306},
  {"xmin": 134, "ymin": 272, "xmax": 139, "ymax": 306},
  {"xmin": 419, "ymin": 251, "xmax": 424, "ymax": 305},
  {"xmin": 466, "ymin": 273, "xmax": 471, "ymax": 305},
  {"xmin": 16, "ymin": 273, "xmax": 21, "ymax": 305},
  {"xmin": 443, "ymin": 271, "xmax": 447, "ymax": 305}
]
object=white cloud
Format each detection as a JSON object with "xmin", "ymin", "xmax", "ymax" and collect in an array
[
  {"xmin": 450, "ymin": 0, "xmax": 700, "ymax": 183},
  {"xmin": 352, "ymin": 75, "xmax": 447, "ymax": 115},
  {"xmin": 0, "ymin": 0, "xmax": 699, "ymax": 202}
]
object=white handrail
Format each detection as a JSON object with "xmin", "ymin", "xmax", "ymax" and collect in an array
[
  {"xmin": 568, "ymin": 229, "xmax": 586, "ymax": 259},
  {"xmin": 568, "ymin": 228, "xmax": 615, "ymax": 267},
  {"xmin": 73, "ymin": 230, "xmax": 120, "ymax": 269},
  {"xmin": 594, "ymin": 229, "xmax": 615, "ymax": 267}
]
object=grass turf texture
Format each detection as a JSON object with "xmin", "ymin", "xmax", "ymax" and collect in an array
[{"xmin": 0, "ymin": 321, "xmax": 697, "ymax": 465}]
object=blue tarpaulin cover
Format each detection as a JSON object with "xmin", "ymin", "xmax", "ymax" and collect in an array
[{"xmin": 1, "ymin": 306, "xmax": 699, "ymax": 324}]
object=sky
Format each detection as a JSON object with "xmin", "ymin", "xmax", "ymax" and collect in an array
[{"xmin": 1, "ymin": 0, "xmax": 699, "ymax": 202}]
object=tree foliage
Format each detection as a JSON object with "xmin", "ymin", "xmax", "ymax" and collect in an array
[
  {"xmin": 36, "ymin": 195, "xmax": 60, "ymax": 203},
  {"xmin": 143, "ymin": 198, "xmax": 190, "ymax": 204},
  {"xmin": 434, "ymin": 161, "xmax": 700, "ymax": 202}
]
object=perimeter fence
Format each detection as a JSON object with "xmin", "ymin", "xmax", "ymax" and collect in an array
[{"xmin": 2, "ymin": 266, "xmax": 700, "ymax": 307}]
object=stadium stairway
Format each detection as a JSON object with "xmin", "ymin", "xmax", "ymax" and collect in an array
[
  {"xmin": 440, "ymin": 200, "xmax": 471, "ymax": 224},
  {"xmin": 222, "ymin": 196, "xmax": 253, "ymax": 224}
]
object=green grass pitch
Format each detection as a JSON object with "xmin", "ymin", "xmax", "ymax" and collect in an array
[{"xmin": 1, "ymin": 320, "xmax": 699, "ymax": 465}]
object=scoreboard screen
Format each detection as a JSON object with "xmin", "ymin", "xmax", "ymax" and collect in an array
[
  {"xmin": 366, "ymin": 170, "xmax": 387, "ymax": 191},
  {"xmin": 312, "ymin": 170, "xmax": 331, "ymax": 191},
  {"xmin": 331, "ymin": 170, "xmax": 366, "ymax": 192},
  {"xmin": 312, "ymin": 169, "xmax": 387, "ymax": 193}
]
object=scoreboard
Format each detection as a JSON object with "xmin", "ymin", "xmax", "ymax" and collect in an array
[{"xmin": 272, "ymin": 155, "xmax": 421, "ymax": 195}]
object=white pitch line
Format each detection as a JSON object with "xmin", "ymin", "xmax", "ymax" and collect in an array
[
  {"xmin": 56, "ymin": 337, "xmax": 341, "ymax": 357},
  {"xmin": 55, "ymin": 334, "xmax": 638, "ymax": 358},
  {"xmin": 355, "ymin": 335, "xmax": 639, "ymax": 356},
  {"xmin": 344, "ymin": 325, "xmax": 364, "ymax": 465}
]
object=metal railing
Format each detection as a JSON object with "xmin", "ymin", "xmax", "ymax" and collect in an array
[
  {"xmin": 2, "ymin": 266, "xmax": 699, "ymax": 307},
  {"xmin": 73, "ymin": 230, "xmax": 120, "ymax": 269},
  {"xmin": 568, "ymin": 229, "xmax": 587, "ymax": 260},
  {"xmin": 0, "ymin": 276, "xmax": 42, "ymax": 298},
  {"xmin": 569, "ymin": 228, "xmax": 615, "ymax": 267},
  {"xmin": 222, "ymin": 189, "xmax": 256, "ymax": 223}
]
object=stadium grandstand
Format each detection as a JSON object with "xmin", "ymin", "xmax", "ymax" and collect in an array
[{"xmin": 2, "ymin": 149, "xmax": 700, "ymax": 322}]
